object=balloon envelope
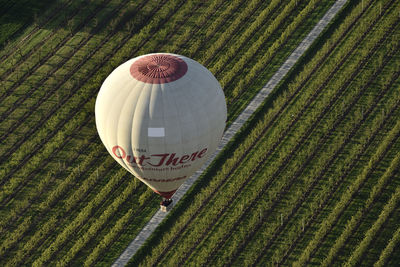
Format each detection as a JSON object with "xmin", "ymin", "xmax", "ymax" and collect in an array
[{"xmin": 95, "ymin": 53, "xmax": 227, "ymax": 198}]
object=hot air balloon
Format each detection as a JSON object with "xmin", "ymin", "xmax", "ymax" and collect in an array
[{"xmin": 95, "ymin": 53, "xmax": 227, "ymax": 210}]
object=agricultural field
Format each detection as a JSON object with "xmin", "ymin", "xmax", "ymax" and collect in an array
[
  {"xmin": 0, "ymin": 0, "xmax": 398, "ymax": 267},
  {"xmin": 129, "ymin": 0, "xmax": 400, "ymax": 266}
]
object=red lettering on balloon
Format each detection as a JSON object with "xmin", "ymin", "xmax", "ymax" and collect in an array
[
  {"xmin": 111, "ymin": 146, "xmax": 208, "ymax": 168},
  {"xmin": 198, "ymin": 148, "xmax": 207, "ymax": 158},
  {"xmin": 138, "ymin": 155, "xmax": 150, "ymax": 165},
  {"xmin": 189, "ymin": 151, "xmax": 198, "ymax": 161},
  {"xmin": 139, "ymin": 176, "xmax": 187, "ymax": 182},
  {"xmin": 126, "ymin": 155, "xmax": 137, "ymax": 164},
  {"xmin": 113, "ymin": 146, "xmax": 126, "ymax": 159},
  {"xmin": 179, "ymin": 155, "xmax": 190, "ymax": 164},
  {"xmin": 166, "ymin": 153, "xmax": 180, "ymax": 166}
]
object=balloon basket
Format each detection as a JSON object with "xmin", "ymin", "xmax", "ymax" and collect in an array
[{"xmin": 160, "ymin": 199, "xmax": 173, "ymax": 212}]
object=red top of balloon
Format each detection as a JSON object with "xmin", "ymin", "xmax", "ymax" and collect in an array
[{"xmin": 130, "ymin": 54, "xmax": 188, "ymax": 84}]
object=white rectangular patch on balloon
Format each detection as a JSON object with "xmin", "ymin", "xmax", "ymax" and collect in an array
[{"xmin": 148, "ymin": 127, "xmax": 165, "ymax": 137}]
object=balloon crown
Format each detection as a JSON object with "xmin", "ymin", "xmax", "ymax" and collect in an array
[{"xmin": 130, "ymin": 54, "xmax": 188, "ymax": 84}]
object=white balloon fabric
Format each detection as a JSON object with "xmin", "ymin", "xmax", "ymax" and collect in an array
[{"xmin": 95, "ymin": 53, "xmax": 227, "ymax": 199}]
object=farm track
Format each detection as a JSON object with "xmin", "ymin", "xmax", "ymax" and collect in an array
[
  {"xmin": 0, "ymin": 1, "xmax": 228, "ymax": 232},
  {"xmin": 0, "ymin": 0, "xmax": 227, "ymax": 219},
  {"xmin": 218, "ymin": 0, "xmax": 371, "ymax": 125},
  {"xmin": 223, "ymin": 0, "xmax": 372, "ymax": 157},
  {"xmin": 147, "ymin": 2, "xmax": 386, "ymax": 264},
  {"xmin": 45, "ymin": 175, "xmax": 141, "ymax": 265},
  {"xmin": 224, "ymin": 0, "xmax": 378, "ymax": 108},
  {"xmin": 133, "ymin": 3, "xmax": 307, "ymax": 264},
  {"xmin": 18, "ymin": 0, "xmax": 212, "ymax": 259},
  {"xmin": 0, "ymin": 0, "xmax": 263, "ymax": 203},
  {"xmin": 211, "ymin": 0, "xmax": 301, "ymax": 79},
  {"xmin": 0, "ymin": 0, "xmax": 310, "ymax": 179}
]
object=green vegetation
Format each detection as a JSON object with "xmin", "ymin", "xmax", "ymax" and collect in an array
[
  {"xmin": 129, "ymin": 0, "xmax": 400, "ymax": 265},
  {"xmin": 1, "ymin": 0, "xmax": 399, "ymax": 266},
  {"xmin": 0, "ymin": 0, "xmax": 336, "ymax": 265}
]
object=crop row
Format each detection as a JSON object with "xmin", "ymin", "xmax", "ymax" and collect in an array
[
  {"xmin": 217, "ymin": 0, "xmax": 313, "ymax": 91},
  {"xmin": 0, "ymin": 0, "xmax": 113, "ymax": 104},
  {"xmin": 0, "ymin": 0, "xmax": 88, "ymax": 81},
  {"xmin": 0, "ymin": 0, "xmax": 77, "ymax": 62},
  {"xmin": 82, "ymin": 191, "xmax": 158, "ymax": 266},
  {"xmin": 374, "ymin": 223, "xmax": 400, "ymax": 266},
  {"xmin": 0, "ymin": 0, "xmax": 66, "ymax": 48},
  {"xmin": 34, "ymin": 175, "xmax": 140, "ymax": 266},
  {"xmin": 333, "ymin": 152, "xmax": 400, "ymax": 266},
  {"xmin": 2, "ymin": 158, "xmax": 119, "ymax": 265},
  {"xmin": 199, "ymin": 0, "xmax": 276, "ymax": 66},
  {"xmin": 2, "ymin": 0, "xmax": 179, "ymax": 252},
  {"xmin": 0, "ymin": 133, "xmax": 98, "ymax": 228},
  {"xmin": 163, "ymin": 0, "xmax": 226, "ymax": 54},
  {"xmin": 7, "ymin": 167, "xmax": 135, "ymax": 266},
  {"xmin": 0, "ymin": 0, "xmax": 324, "ymax": 186},
  {"xmin": 224, "ymin": 0, "xmax": 321, "ymax": 101},
  {"xmin": 0, "ymin": 147, "xmax": 113, "ymax": 262},
  {"xmin": 270, "ymin": 7, "xmax": 400, "ymax": 267},
  {"xmin": 0, "ymin": 0, "xmax": 198, "ymax": 169},
  {"xmin": 0, "ymin": 0, "xmax": 211, "ymax": 226},
  {"xmin": 0, "ymin": 0, "xmax": 310, "ymax": 224}
]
